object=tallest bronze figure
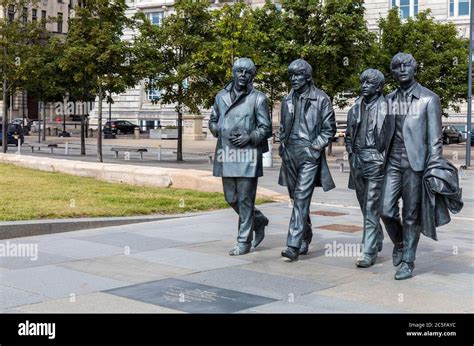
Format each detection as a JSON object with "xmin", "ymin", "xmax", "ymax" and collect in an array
[{"xmin": 380, "ymin": 52, "xmax": 462, "ymax": 280}]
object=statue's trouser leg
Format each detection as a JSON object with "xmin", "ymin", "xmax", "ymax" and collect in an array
[
  {"xmin": 362, "ymin": 179, "xmax": 384, "ymax": 254},
  {"xmin": 353, "ymin": 150, "xmax": 385, "ymax": 255},
  {"xmin": 381, "ymin": 153, "xmax": 404, "ymax": 247},
  {"xmin": 399, "ymin": 160, "xmax": 422, "ymax": 264},
  {"xmin": 253, "ymin": 206, "xmax": 267, "ymax": 229},
  {"xmin": 380, "ymin": 149, "xmax": 422, "ymax": 262},
  {"xmin": 222, "ymin": 177, "xmax": 258, "ymax": 244},
  {"xmin": 284, "ymin": 146, "xmax": 318, "ymax": 249},
  {"xmin": 303, "ymin": 215, "xmax": 313, "ymax": 244}
]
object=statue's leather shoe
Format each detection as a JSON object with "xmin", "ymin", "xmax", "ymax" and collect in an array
[
  {"xmin": 377, "ymin": 242, "xmax": 383, "ymax": 252},
  {"xmin": 392, "ymin": 245, "xmax": 403, "ymax": 266},
  {"xmin": 252, "ymin": 216, "xmax": 269, "ymax": 248},
  {"xmin": 395, "ymin": 262, "xmax": 414, "ymax": 280},
  {"xmin": 356, "ymin": 253, "xmax": 377, "ymax": 268},
  {"xmin": 281, "ymin": 247, "xmax": 299, "ymax": 261},
  {"xmin": 229, "ymin": 243, "xmax": 251, "ymax": 256},
  {"xmin": 299, "ymin": 241, "xmax": 310, "ymax": 255}
]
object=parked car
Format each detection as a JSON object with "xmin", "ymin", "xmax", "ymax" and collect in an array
[
  {"xmin": 442, "ymin": 125, "xmax": 463, "ymax": 145},
  {"xmin": 0, "ymin": 123, "xmax": 25, "ymax": 146},
  {"xmin": 103, "ymin": 120, "xmax": 137, "ymax": 135},
  {"xmin": 27, "ymin": 120, "xmax": 44, "ymax": 133},
  {"xmin": 12, "ymin": 118, "xmax": 32, "ymax": 134}
]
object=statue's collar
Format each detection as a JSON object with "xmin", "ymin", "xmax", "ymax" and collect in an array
[{"xmin": 224, "ymin": 81, "xmax": 254, "ymax": 94}]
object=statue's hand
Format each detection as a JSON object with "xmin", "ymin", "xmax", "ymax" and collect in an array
[{"xmin": 231, "ymin": 133, "xmax": 251, "ymax": 147}]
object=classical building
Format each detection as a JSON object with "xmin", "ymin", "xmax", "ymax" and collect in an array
[
  {"xmin": 3, "ymin": 1, "xmax": 471, "ymax": 132},
  {"xmin": 88, "ymin": 0, "xmax": 472, "ymax": 136}
]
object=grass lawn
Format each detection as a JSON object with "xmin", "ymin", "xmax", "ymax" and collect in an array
[{"xmin": 0, "ymin": 163, "xmax": 271, "ymax": 221}]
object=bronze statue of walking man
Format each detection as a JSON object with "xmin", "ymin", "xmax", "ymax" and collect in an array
[
  {"xmin": 381, "ymin": 53, "xmax": 447, "ymax": 280},
  {"xmin": 209, "ymin": 58, "xmax": 272, "ymax": 256},
  {"xmin": 345, "ymin": 69, "xmax": 387, "ymax": 268},
  {"xmin": 278, "ymin": 59, "xmax": 336, "ymax": 261}
]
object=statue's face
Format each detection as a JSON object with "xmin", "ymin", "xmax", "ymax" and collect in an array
[
  {"xmin": 289, "ymin": 70, "xmax": 311, "ymax": 93},
  {"xmin": 361, "ymin": 79, "xmax": 380, "ymax": 98},
  {"xmin": 391, "ymin": 60, "xmax": 416, "ymax": 85},
  {"xmin": 232, "ymin": 65, "xmax": 254, "ymax": 91}
]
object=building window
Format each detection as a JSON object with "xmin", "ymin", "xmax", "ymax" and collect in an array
[
  {"xmin": 450, "ymin": 0, "xmax": 471, "ymax": 16},
  {"xmin": 22, "ymin": 7, "xmax": 27, "ymax": 24},
  {"xmin": 147, "ymin": 12, "xmax": 164, "ymax": 26},
  {"xmin": 8, "ymin": 5, "xmax": 15, "ymax": 23},
  {"xmin": 41, "ymin": 10, "xmax": 47, "ymax": 27},
  {"xmin": 32, "ymin": 9, "xmax": 37, "ymax": 21},
  {"xmin": 147, "ymin": 88, "xmax": 161, "ymax": 101},
  {"xmin": 57, "ymin": 12, "xmax": 63, "ymax": 33},
  {"xmin": 391, "ymin": 0, "xmax": 418, "ymax": 19},
  {"xmin": 145, "ymin": 78, "xmax": 163, "ymax": 101}
]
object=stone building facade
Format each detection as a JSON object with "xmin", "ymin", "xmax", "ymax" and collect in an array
[{"xmin": 89, "ymin": 0, "xmax": 472, "ymax": 134}]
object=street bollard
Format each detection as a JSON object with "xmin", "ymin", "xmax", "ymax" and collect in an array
[
  {"xmin": 16, "ymin": 137, "xmax": 21, "ymax": 155},
  {"xmin": 263, "ymin": 138, "xmax": 273, "ymax": 168},
  {"xmin": 65, "ymin": 141, "xmax": 69, "ymax": 156},
  {"xmin": 157, "ymin": 145, "xmax": 161, "ymax": 161}
]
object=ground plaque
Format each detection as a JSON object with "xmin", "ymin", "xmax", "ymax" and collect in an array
[{"xmin": 105, "ymin": 278, "xmax": 275, "ymax": 313}]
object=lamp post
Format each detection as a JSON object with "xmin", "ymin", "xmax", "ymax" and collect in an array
[{"xmin": 465, "ymin": 0, "xmax": 473, "ymax": 166}]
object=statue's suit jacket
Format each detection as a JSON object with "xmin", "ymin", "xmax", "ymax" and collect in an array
[
  {"xmin": 209, "ymin": 82, "xmax": 272, "ymax": 178},
  {"xmin": 345, "ymin": 94, "xmax": 387, "ymax": 189},
  {"xmin": 384, "ymin": 83, "xmax": 443, "ymax": 172},
  {"xmin": 277, "ymin": 85, "xmax": 336, "ymax": 191}
]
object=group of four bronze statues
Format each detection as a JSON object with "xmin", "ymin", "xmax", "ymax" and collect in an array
[{"xmin": 209, "ymin": 53, "xmax": 462, "ymax": 280}]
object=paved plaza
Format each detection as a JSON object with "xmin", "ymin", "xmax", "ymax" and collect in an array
[
  {"xmin": 0, "ymin": 178, "xmax": 472, "ymax": 313},
  {"xmin": 0, "ymin": 136, "xmax": 472, "ymax": 313}
]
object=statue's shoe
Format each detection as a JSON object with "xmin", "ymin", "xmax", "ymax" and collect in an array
[
  {"xmin": 252, "ymin": 216, "xmax": 269, "ymax": 249},
  {"xmin": 299, "ymin": 241, "xmax": 310, "ymax": 255},
  {"xmin": 229, "ymin": 243, "xmax": 251, "ymax": 256},
  {"xmin": 281, "ymin": 247, "xmax": 299, "ymax": 261},
  {"xmin": 392, "ymin": 244, "xmax": 403, "ymax": 266},
  {"xmin": 395, "ymin": 262, "xmax": 414, "ymax": 280},
  {"xmin": 377, "ymin": 242, "xmax": 383, "ymax": 252},
  {"xmin": 356, "ymin": 253, "xmax": 377, "ymax": 268}
]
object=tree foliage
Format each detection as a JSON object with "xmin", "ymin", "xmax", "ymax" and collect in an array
[
  {"xmin": 135, "ymin": 0, "xmax": 213, "ymax": 161},
  {"xmin": 60, "ymin": 0, "xmax": 143, "ymax": 161},
  {"xmin": 372, "ymin": 8, "xmax": 469, "ymax": 115}
]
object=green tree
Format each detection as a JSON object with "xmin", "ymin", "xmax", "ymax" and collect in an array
[
  {"xmin": 0, "ymin": 0, "xmax": 51, "ymax": 151},
  {"xmin": 190, "ymin": 2, "xmax": 257, "ymax": 111},
  {"xmin": 22, "ymin": 37, "xmax": 68, "ymax": 142},
  {"xmin": 60, "ymin": 0, "xmax": 141, "ymax": 161},
  {"xmin": 279, "ymin": 0, "xmax": 376, "ymax": 107},
  {"xmin": 251, "ymin": 1, "xmax": 288, "ymax": 119},
  {"xmin": 373, "ymin": 8, "xmax": 469, "ymax": 115},
  {"xmin": 135, "ymin": 0, "xmax": 213, "ymax": 161}
]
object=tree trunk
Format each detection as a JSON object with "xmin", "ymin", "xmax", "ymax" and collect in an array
[
  {"xmin": 38, "ymin": 101, "xmax": 42, "ymax": 144},
  {"xmin": 2, "ymin": 7, "xmax": 7, "ymax": 153},
  {"xmin": 177, "ymin": 106, "xmax": 183, "ymax": 161},
  {"xmin": 80, "ymin": 112, "xmax": 86, "ymax": 156},
  {"xmin": 97, "ymin": 86, "xmax": 103, "ymax": 162},
  {"xmin": 42, "ymin": 102, "xmax": 47, "ymax": 141},
  {"xmin": 2, "ymin": 80, "xmax": 8, "ymax": 153}
]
